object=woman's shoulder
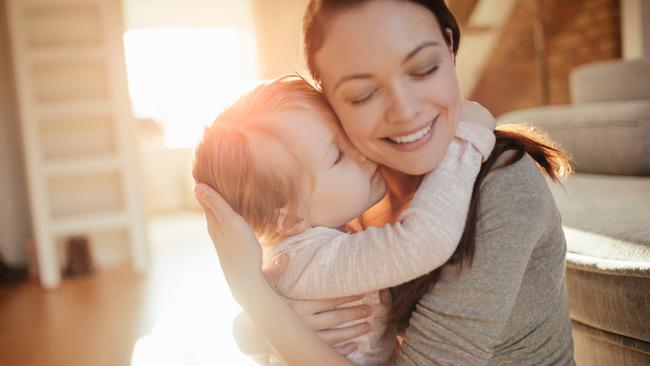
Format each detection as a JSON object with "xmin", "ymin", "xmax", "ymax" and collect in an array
[
  {"xmin": 479, "ymin": 151, "xmax": 559, "ymax": 225},
  {"xmin": 482, "ymin": 151, "xmax": 553, "ymax": 195}
]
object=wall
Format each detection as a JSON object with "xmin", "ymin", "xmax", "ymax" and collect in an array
[
  {"xmin": 470, "ymin": 0, "xmax": 622, "ymax": 117},
  {"xmin": 120, "ymin": 0, "xmax": 264, "ymax": 215},
  {"xmin": 251, "ymin": 0, "xmax": 310, "ymax": 79},
  {"xmin": 123, "ymin": 0, "xmax": 259, "ymax": 83},
  {"xmin": 0, "ymin": 0, "xmax": 32, "ymax": 266},
  {"xmin": 621, "ymin": 0, "xmax": 650, "ymax": 59}
]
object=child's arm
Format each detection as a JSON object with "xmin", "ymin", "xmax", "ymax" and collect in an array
[{"xmin": 275, "ymin": 122, "xmax": 495, "ymax": 299}]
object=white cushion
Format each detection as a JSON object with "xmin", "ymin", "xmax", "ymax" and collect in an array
[
  {"xmin": 498, "ymin": 100, "xmax": 650, "ymax": 176},
  {"xmin": 570, "ymin": 59, "xmax": 650, "ymax": 104}
]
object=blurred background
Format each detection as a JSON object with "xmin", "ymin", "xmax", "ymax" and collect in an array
[{"xmin": 0, "ymin": 0, "xmax": 647, "ymax": 365}]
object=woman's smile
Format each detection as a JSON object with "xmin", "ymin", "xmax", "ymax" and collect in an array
[
  {"xmin": 383, "ymin": 116, "xmax": 437, "ymax": 152},
  {"xmin": 314, "ymin": 0, "xmax": 462, "ymax": 175}
]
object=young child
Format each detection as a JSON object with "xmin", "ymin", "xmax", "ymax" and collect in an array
[{"xmin": 193, "ymin": 75, "xmax": 495, "ymax": 366}]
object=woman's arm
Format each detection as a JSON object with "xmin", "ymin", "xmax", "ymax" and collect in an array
[
  {"xmin": 194, "ymin": 185, "xmax": 355, "ymax": 366},
  {"xmin": 272, "ymin": 122, "xmax": 495, "ymax": 299},
  {"xmin": 233, "ymin": 296, "xmax": 370, "ymax": 360}
]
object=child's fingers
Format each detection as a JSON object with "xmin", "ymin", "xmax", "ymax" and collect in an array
[{"xmin": 459, "ymin": 100, "xmax": 496, "ymax": 131}]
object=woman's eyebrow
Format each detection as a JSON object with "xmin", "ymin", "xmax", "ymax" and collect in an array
[
  {"xmin": 402, "ymin": 41, "xmax": 441, "ymax": 64},
  {"xmin": 333, "ymin": 41, "xmax": 442, "ymax": 92},
  {"xmin": 333, "ymin": 72, "xmax": 372, "ymax": 92}
]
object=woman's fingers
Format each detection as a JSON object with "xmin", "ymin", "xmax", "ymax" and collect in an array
[
  {"xmin": 194, "ymin": 183, "xmax": 257, "ymax": 244},
  {"xmin": 333, "ymin": 342, "xmax": 358, "ymax": 356},
  {"xmin": 194, "ymin": 183, "xmax": 239, "ymax": 223},
  {"xmin": 290, "ymin": 294, "xmax": 366, "ymax": 316},
  {"xmin": 193, "ymin": 183, "xmax": 264, "ymax": 293},
  {"xmin": 307, "ymin": 304, "xmax": 372, "ymax": 331},
  {"xmin": 318, "ymin": 322, "xmax": 372, "ymax": 345}
]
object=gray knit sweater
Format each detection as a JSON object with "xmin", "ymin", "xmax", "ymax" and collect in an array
[{"xmin": 394, "ymin": 154, "xmax": 575, "ymax": 366}]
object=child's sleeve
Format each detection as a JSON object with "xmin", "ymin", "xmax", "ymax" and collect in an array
[{"xmin": 276, "ymin": 122, "xmax": 495, "ymax": 299}]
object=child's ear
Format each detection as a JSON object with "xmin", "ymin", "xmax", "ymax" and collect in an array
[{"xmin": 276, "ymin": 208, "xmax": 309, "ymax": 236}]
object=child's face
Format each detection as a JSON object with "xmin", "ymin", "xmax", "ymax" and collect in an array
[{"xmin": 278, "ymin": 109, "xmax": 387, "ymax": 228}]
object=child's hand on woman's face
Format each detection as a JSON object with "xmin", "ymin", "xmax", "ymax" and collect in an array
[{"xmin": 460, "ymin": 100, "xmax": 496, "ymax": 131}]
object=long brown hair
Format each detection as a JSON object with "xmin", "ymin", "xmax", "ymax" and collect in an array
[
  {"xmin": 302, "ymin": 0, "xmax": 573, "ymax": 332},
  {"xmin": 388, "ymin": 125, "xmax": 572, "ymax": 331}
]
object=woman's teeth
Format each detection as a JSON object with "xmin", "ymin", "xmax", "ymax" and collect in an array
[{"xmin": 387, "ymin": 123, "xmax": 432, "ymax": 144}]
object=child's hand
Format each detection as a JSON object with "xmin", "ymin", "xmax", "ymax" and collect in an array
[{"xmin": 459, "ymin": 100, "xmax": 496, "ymax": 131}]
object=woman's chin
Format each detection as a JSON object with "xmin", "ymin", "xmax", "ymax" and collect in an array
[{"xmin": 383, "ymin": 151, "xmax": 444, "ymax": 176}]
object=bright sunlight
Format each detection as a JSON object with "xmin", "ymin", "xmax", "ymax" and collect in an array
[{"xmin": 123, "ymin": 28, "xmax": 259, "ymax": 149}]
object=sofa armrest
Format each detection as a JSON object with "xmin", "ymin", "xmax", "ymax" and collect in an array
[
  {"xmin": 570, "ymin": 59, "xmax": 650, "ymax": 104},
  {"xmin": 498, "ymin": 100, "xmax": 650, "ymax": 176}
]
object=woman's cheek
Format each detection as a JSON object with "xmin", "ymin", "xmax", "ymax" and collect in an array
[{"xmin": 341, "ymin": 109, "xmax": 379, "ymax": 158}]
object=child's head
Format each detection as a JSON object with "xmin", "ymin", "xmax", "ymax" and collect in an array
[{"xmin": 193, "ymin": 75, "xmax": 386, "ymax": 243}]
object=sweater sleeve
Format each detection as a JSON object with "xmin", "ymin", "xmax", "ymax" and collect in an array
[{"xmin": 273, "ymin": 122, "xmax": 495, "ymax": 299}]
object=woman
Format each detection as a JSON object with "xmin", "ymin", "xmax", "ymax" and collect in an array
[{"xmin": 195, "ymin": 0, "xmax": 575, "ymax": 364}]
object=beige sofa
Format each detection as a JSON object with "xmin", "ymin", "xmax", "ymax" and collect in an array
[{"xmin": 499, "ymin": 59, "xmax": 650, "ymax": 366}]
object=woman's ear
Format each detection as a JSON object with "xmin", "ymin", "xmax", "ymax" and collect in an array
[
  {"xmin": 276, "ymin": 208, "xmax": 309, "ymax": 237},
  {"xmin": 445, "ymin": 27, "xmax": 456, "ymax": 64}
]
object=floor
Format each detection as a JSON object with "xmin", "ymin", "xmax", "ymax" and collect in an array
[{"xmin": 0, "ymin": 212, "xmax": 258, "ymax": 366}]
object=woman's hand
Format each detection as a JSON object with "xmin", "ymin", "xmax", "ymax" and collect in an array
[
  {"xmin": 287, "ymin": 295, "xmax": 373, "ymax": 354},
  {"xmin": 261, "ymin": 255, "xmax": 373, "ymax": 355},
  {"xmin": 194, "ymin": 183, "xmax": 264, "ymax": 300},
  {"xmin": 233, "ymin": 295, "xmax": 372, "ymax": 359},
  {"xmin": 196, "ymin": 183, "xmax": 367, "ymax": 365},
  {"xmin": 460, "ymin": 100, "xmax": 496, "ymax": 131}
]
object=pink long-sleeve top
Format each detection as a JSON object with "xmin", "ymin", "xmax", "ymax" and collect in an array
[{"xmin": 262, "ymin": 122, "xmax": 495, "ymax": 366}]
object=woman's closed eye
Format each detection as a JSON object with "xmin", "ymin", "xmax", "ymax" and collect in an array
[
  {"xmin": 349, "ymin": 90, "xmax": 377, "ymax": 106},
  {"xmin": 411, "ymin": 64, "xmax": 439, "ymax": 78}
]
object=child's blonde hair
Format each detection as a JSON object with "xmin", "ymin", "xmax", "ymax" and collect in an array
[{"xmin": 193, "ymin": 75, "xmax": 337, "ymax": 242}]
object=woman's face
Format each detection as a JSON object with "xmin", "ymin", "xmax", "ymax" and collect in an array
[{"xmin": 314, "ymin": 0, "xmax": 462, "ymax": 175}]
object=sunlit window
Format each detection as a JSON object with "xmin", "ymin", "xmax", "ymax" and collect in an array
[{"xmin": 123, "ymin": 28, "xmax": 259, "ymax": 149}]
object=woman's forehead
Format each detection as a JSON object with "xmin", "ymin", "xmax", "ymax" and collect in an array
[{"xmin": 315, "ymin": 0, "xmax": 444, "ymax": 79}]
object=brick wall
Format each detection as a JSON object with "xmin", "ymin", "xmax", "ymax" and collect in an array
[{"xmin": 469, "ymin": 0, "xmax": 621, "ymax": 117}]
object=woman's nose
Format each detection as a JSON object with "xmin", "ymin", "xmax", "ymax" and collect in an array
[{"xmin": 385, "ymin": 82, "xmax": 419, "ymax": 124}]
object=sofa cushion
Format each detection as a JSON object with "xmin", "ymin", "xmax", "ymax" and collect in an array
[
  {"xmin": 498, "ymin": 100, "xmax": 650, "ymax": 176},
  {"xmin": 572, "ymin": 321, "xmax": 650, "ymax": 366},
  {"xmin": 548, "ymin": 173, "xmax": 650, "ymax": 343},
  {"xmin": 570, "ymin": 59, "xmax": 650, "ymax": 104}
]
